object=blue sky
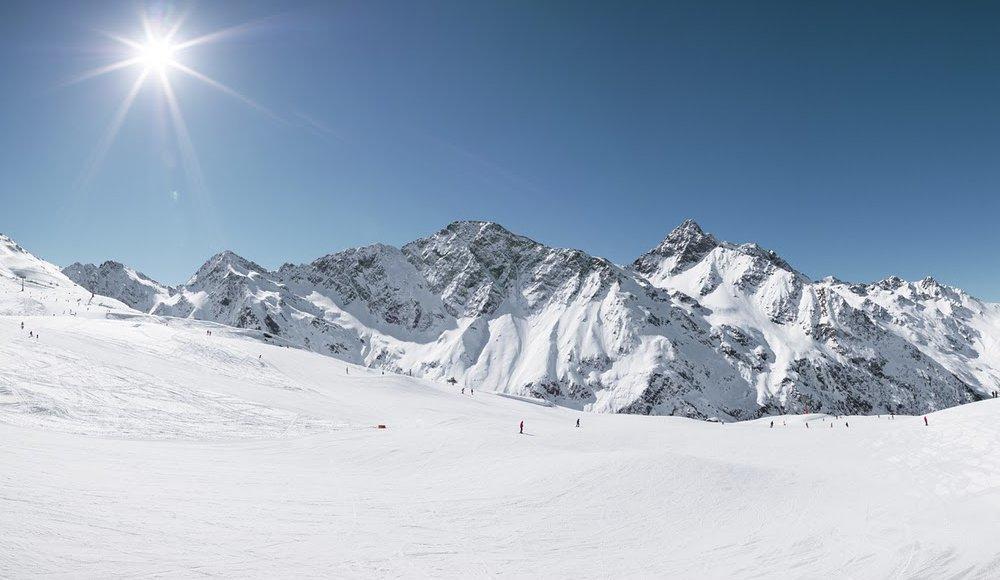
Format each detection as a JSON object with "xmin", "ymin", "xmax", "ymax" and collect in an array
[{"xmin": 1, "ymin": 0, "xmax": 998, "ymax": 298}]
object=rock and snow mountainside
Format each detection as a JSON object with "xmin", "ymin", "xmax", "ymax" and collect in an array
[
  {"xmin": 60, "ymin": 221, "xmax": 1000, "ymax": 420},
  {"xmin": 631, "ymin": 220, "xmax": 1000, "ymax": 417},
  {"xmin": 62, "ymin": 260, "xmax": 172, "ymax": 313}
]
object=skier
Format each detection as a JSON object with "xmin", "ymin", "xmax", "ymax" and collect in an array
[
  {"xmin": 924, "ymin": 416, "xmax": 928, "ymax": 426},
  {"xmin": 470, "ymin": 388, "xmax": 474, "ymax": 395},
  {"xmin": 576, "ymin": 418, "xmax": 580, "ymax": 428},
  {"xmin": 20, "ymin": 322, "xmax": 23, "ymax": 330},
  {"xmin": 520, "ymin": 420, "xmax": 524, "ymax": 434},
  {"xmin": 806, "ymin": 422, "xmax": 809, "ymax": 429},
  {"xmin": 461, "ymin": 387, "xmax": 465, "ymax": 394},
  {"xmin": 769, "ymin": 421, "xmax": 774, "ymax": 428}
]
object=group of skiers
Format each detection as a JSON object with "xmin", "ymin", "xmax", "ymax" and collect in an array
[
  {"xmin": 18, "ymin": 321, "xmax": 38, "ymax": 341},
  {"xmin": 770, "ymin": 420, "xmax": 850, "ymax": 428},
  {"xmin": 991, "ymin": 390, "xmax": 999, "ymax": 398},
  {"xmin": 769, "ymin": 414, "xmax": 930, "ymax": 428}
]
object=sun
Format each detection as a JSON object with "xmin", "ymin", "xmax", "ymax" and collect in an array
[
  {"xmin": 137, "ymin": 38, "xmax": 177, "ymax": 71},
  {"xmin": 69, "ymin": 11, "xmax": 277, "ymax": 189}
]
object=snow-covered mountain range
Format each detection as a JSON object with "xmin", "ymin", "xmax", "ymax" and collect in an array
[{"xmin": 53, "ymin": 220, "xmax": 1000, "ymax": 420}]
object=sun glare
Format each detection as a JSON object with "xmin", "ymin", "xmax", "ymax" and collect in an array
[
  {"xmin": 71, "ymin": 11, "xmax": 276, "ymax": 189},
  {"xmin": 137, "ymin": 38, "xmax": 176, "ymax": 70}
]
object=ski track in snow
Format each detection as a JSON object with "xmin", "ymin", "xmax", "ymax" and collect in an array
[{"xmin": 3, "ymin": 249, "xmax": 1000, "ymax": 577}]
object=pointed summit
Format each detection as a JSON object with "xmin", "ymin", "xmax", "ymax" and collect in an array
[
  {"xmin": 188, "ymin": 250, "xmax": 269, "ymax": 287},
  {"xmin": 660, "ymin": 219, "xmax": 716, "ymax": 249},
  {"xmin": 633, "ymin": 219, "xmax": 720, "ymax": 275},
  {"xmin": 670, "ymin": 218, "xmax": 706, "ymax": 237}
]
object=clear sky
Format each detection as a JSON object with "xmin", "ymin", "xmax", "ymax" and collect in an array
[{"xmin": 1, "ymin": 1, "xmax": 998, "ymax": 299}]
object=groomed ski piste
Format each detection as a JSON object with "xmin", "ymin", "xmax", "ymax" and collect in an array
[{"xmin": 3, "ymin": 239, "xmax": 1000, "ymax": 578}]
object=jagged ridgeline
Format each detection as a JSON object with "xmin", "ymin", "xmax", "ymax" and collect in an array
[{"xmin": 60, "ymin": 220, "xmax": 1000, "ymax": 420}]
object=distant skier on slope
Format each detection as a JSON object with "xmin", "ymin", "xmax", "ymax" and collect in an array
[
  {"xmin": 520, "ymin": 420, "xmax": 524, "ymax": 434},
  {"xmin": 924, "ymin": 416, "xmax": 928, "ymax": 426},
  {"xmin": 770, "ymin": 421, "xmax": 774, "ymax": 428},
  {"xmin": 576, "ymin": 418, "xmax": 580, "ymax": 428}
]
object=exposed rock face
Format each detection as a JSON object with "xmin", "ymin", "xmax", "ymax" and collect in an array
[
  {"xmin": 63, "ymin": 220, "xmax": 1000, "ymax": 421},
  {"xmin": 278, "ymin": 244, "xmax": 449, "ymax": 338}
]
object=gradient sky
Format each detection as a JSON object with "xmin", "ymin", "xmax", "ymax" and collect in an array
[{"xmin": 1, "ymin": 0, "xmax": 998, "ymax": 298}]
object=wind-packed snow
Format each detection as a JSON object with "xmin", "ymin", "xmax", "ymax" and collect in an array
[{"xmin": 4, "ymin": 236, "xmax": 1000, "ymax": 577}]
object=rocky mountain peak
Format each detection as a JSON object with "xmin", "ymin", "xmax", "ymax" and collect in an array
[
  {"xmin": 189, "ymin": 250, "xmax": 269, "ymax": 286},
  {"xmin": 736, "ymin": 242, "xmax": 796, "ymax": 274},
  {"xmin": 668, "ymin": 218, "xmax": 708, "ymax": 240},
  {"xmin": 875, "ymin": 276, "xmax": 906, "ymax": 291},
  {"xmin": 434, "ymin": 220, "xmax": 539, "ymax": 251},
  {"xmin": 633, "ymin": 219, "xmax": 720, "ymax": 275},
  {"xmin": 633, "ymin": 219, "xmax": 803, "ymax": 282},
  {"xmin": 913, "ymin": 276, "xmax": 967, "ymax": 303}
]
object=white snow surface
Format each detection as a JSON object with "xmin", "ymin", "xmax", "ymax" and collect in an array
[{"xmin": 4, "ymin": 236, "xmax": 1000, "ymax": 577}]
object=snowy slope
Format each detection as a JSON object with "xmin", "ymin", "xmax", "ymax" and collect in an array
[
  {"xmin": 62, "ymin": 221, "xmax": 1000, "ymax": 420},
  {"xmin": 1, "ymin": 233, "xmax": 132, "ymax": 317},
  {"xmin": 3, "ymin": 270, "xmax": 1000, "ymax": 577}
]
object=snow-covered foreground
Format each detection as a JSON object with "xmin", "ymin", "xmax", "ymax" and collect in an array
[
  {"xmin": 3, "ymin": 306, "xmax": 1000, "ymax": 576},
  {"xmin": 0, "ymin": 316, "xmax": 1000, "ymax": 578}
]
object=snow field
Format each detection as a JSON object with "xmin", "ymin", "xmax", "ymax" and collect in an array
[{"xmin": 3, "ymin": 308, "xmax": 1000, "ymax": 577}]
